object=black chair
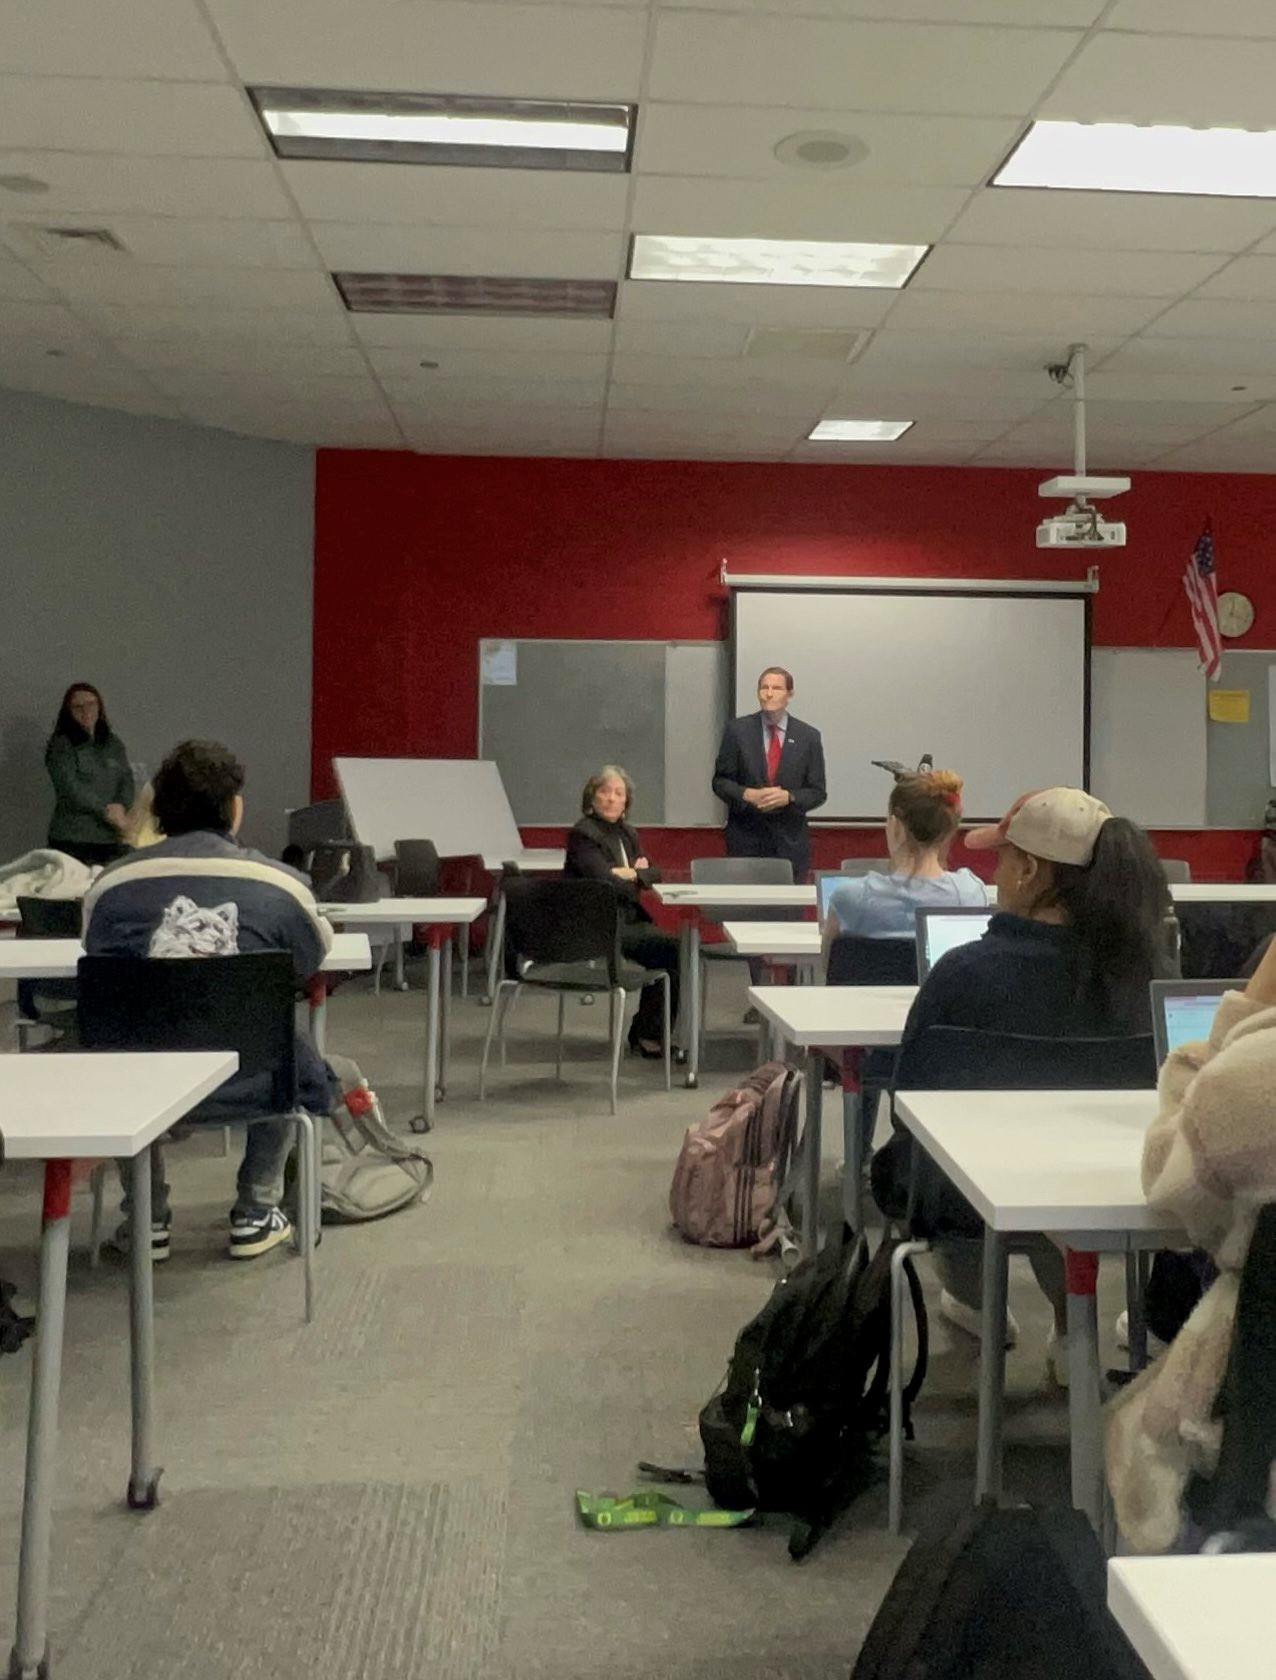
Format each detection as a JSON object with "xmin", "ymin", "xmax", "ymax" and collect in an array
[
  {"xmin": 393, "ymin": 838, "xmax": 441, "ymax": 897},
  {"xmin": 879, "ymin": 1024, "xmax": 1156, "ymax": 1532},
  {"xmin": 15, "ymin": 896, "xmax": 82, "ymax": 1050},
  {"xmin": 690, "ymin": 856, "xmax": 795, "ymax": 1063},
  {"xmin": 77, "ymin": 952, "xmax": 320, "ymax": 1321},
  {"xmin": 826, "ymin": 935, "xmax": 920, "ymax": 1227},
  {"xmin": 1159, "ymin": 858, "xmax": 1192, "ymax": 883},
  {"xmin": 479, "ymin": 877, "xmax": 671, "ymax": 1112},
  {"xmin": 837, "ymin": 857, "xmax": 892, "ymax": 876},
  {"xmin": 286, "ymin": 799, "xmax": 350, "ymax": 856}
]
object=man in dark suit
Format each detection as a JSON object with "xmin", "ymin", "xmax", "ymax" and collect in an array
[{"xmin": 712, "ymin": 666, "xmax": 827, "ymax": 882}]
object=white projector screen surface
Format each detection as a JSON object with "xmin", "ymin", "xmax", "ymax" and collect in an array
[{"xmin": 733, "ymin": 591, "xmax": 1088, "ymax": 821}]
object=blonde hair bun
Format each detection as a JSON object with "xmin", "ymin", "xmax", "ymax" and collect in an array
[{"xmin": 921, "ymin": 768, "xmax": 963, "ymax": 799}]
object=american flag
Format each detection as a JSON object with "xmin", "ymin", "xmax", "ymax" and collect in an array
[{"xmin": 1183, "ymin": 521, "xmax": 1221, "ymax": 682}]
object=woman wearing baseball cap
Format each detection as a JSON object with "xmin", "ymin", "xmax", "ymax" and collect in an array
[{"xmin": 877, "ymin": 786, "xmax": 1172, "ymax": 1376}]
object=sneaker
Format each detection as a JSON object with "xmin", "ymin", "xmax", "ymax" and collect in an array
[
  {"xmin": 227, "ymin": 1206, "xmax": 293, "ymax": 1260},
  {"xmin": 1046, "ymin": 1326, "xmax": 1069, "ymax": 1388},
  {"xmin": 940, "ymin": 1288, "xmax": 1019, "ymax": 1349},
  {"xmin": 106, "ymin": 1219, "xmax": 171, "ymax": 1263}
]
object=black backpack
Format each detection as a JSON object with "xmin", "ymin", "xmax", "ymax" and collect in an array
[
  {"xmin": 852, "ymin": 1500, "xmax": 1153, "ymax": 1680},
  {"xmin": 698, "ymin": 1230, "xmax": 926, "ymax": 1560}
]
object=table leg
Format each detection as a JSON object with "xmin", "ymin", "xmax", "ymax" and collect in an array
[
  {"xmin": 309, "ymin": 983, "xmax": 327, "ymax": 1059},
  {"xmin": 438, "ymin": 934, "xmax": 453, "ymax": 1099},
  {"xmin": 1124, "ymin": 1250, "xmax": 1149, "ymax": 1372},
  {"xmin": 127, "ymin": 1149, "xmax": 160, "ymax": 1510},
  {"xmin": 484, "ymin": 894, "xmax": 507, "ymax": 1007},
  {"xmin": 684, "ymin": 921, "xmax": 701, "ymax": 1090},
  {"xmin": 10, "ymin": 1160, "xmax": 72, "ymax": 1680},
  {"xmin": 800, "ymin": 1049, "xmax": 823, "ymax": 1261},
  {"xmin": 392, "ymin": 935, "xmax": 406, "ymax": 993},
  {"xmin": 1066, "ymin": 1248, "xmax": 1104, "ymax": 1530},
  {"xmin": 974, "ymin": 1227, "xmax": 1008, "ymax": 1503},
  {"xmin": 423, "ymin": 941, "xmax": 441, "ymax": 1128},
  {"xmin": 840, "ymin": 1049, "xmax": 864, "ymax": 1235}
]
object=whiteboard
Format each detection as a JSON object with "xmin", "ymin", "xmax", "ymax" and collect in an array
[
  {"xmin": 1090, "ymin": 649, "xmax": 1206, "ymax": 827},
  {"xmin": 733, "ymin": 590, "xmax": 1088, "ymax": 821},
  {"xmin": 335, "ymin": 757, "xmax": 522, "ymax": 862}
]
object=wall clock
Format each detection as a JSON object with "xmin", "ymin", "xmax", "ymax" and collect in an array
[{"xmin": 1218, "ymin": 591, "xmax": 1255, "ymax": 638}]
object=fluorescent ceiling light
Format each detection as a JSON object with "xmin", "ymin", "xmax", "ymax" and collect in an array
[
  {"xmin": 629, "ymin": 235, "xmax": 928, "ymax": 288},
  {"xmin": 994, "ymin": 120, "xmax": 1276, "ymax": 197},
  {"xmin": 808, "ymin": 419, "xmax": 913, "ymax": 442},
  {"xmin": 249, "ymin": 87, "xmax": 633, "ymax": 173},
  {"xmin": 334, "ymin": 272, "xmax": 616, "ymax": 318}
]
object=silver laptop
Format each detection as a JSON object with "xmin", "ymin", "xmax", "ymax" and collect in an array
[
  {"xmin": 1150, "ymin": 979, "xmax": 1236, "ymax": 1064},
  {"xmin": 814, "ymin": 870, "xmax": 859, "ymax": 933},
  {"xmin": 914, "ymin": 907, "xmax": 993, "ymax": 980}
]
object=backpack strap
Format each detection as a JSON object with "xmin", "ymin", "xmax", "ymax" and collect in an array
[{"xmin": 575, "ymin": 1489, "xmax": 754, "ymax": 1530}]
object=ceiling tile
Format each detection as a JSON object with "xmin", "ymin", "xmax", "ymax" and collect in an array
[
  {"xmin": 1105, "ymin": 0, "xmax": 1276, "ymax": 38},
  {"xmin": 635, "ymin": 105, "xmax": 1020, "ymax": 188},
  {"xmin": 658, "ymin": 0, "xmax": 1105, "ymax": 17},
  {"xmin": 349, "ymin": 313, "xmax": 615, "ymax": 351},
  {"xmin": 75, "ymin": 304, "xmax": 355, "ymax": 345},
  {"xmin": 145, "ymin": 368, "xmax": 383, "ymax": 401},
  {"xmin": 119, "ymin": 341, "xmax": 370, "ymax": 376},
  {"xmin": 948, "ymin": 189, "xmax": 1276, "ymax": 255},
  {"xmin": 0, "ymin": 78, "xmax": 265, "ymax": 157},
  {"xmin": 0, "ymin": 153, "xmax": 294, "ymax": 218},
  {"xmin": 1192, "ymin": 257, "xmax": 1276, "ymax": 302},
  {"xmin": 630, "ymin": 176, "xmax": 968, "ymax": 244},
  {"xmin": 1042, "ymin": 32, "xmax": 1276, "ymax": 127},
  {"xmin": 0, "ymin": 216, "xmax": 317, "ymax": 270},
  {"xmin": 369, "ymin": 347, "xmax": 610, "ymax": 382},
  {"xmin": 825, "ymin": 380, "xmax": 1049, "ymax": 422},
  {"xmin": 617, "ymin": 278, "xmax": 897, "ymax": 328},
  {"xmin": 0, "ymin": 352, "xmax": 165, "ymax": 401},
  {"xmin": 0, "ymin": 0, "xmax": 227, "ymax": 77},
  {"xmin": 860, "ymin": 329, "xmax": 1120, "ymax": 372},
  {"xmin": 606, "ymin": 381, "xmax": 825, "ymax": 417},
  {"xmin": 309, "ymin": 222, "xmax": 623, "ymax": 279},
  {"xmin": 206, "ymin": 0, "xmax": 649, "ymax": 96},
  {"xmin": 282, "ymin": 162, "xmax": 630, "ymax": 232},
  {"xmin": 1085, "ymin": 368, "xmax": 1276, "ymax": 403},
  {"xmin": 35, "ymin": 264, "xmax": 340, "ymax": 310},
  {"xmin": 612, "ymin": 319, "xmax": 748, "ymax": 357},
  {"xmin": 392, "ymin": 377, "xmax": 606, "ymax": 410},
  {"xmin": 886, "ymin": 288, "xmax": 1171, "ymax": 337},
  {"xmin": 0, "ymin": 298, "xmax": 102, "ymax": 345},
  {"xmin": 913, "ymin": 245, "xmax": 1226, "ymax": 298},
  {"xmin": 843, "ymin": 341, "xmax": 1056, "ymax": 396},
  {"xmin": 1142, "ymin": 298, "xmax": 1276, "ymax": 340},
  {"xmin": 1096, "ymin": 337, "xmax": 1276, "ymax": 379},
  {"xmin": 648, "ymin": 15, "xmax": 1083, "ymax": 113},
  {"xmin": 609, "ymin": 354, "xmax": 844, "ymax": 393}
]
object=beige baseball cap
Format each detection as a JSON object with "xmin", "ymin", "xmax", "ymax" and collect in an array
[{"xmin": 965, "ymin": 787, "xmax": 1112, "ymax": 867}]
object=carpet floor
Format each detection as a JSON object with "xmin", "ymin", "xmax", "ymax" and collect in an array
[{"xmin": 0, "ymin": 961, "xmax": 1127, "ymax": 1678}]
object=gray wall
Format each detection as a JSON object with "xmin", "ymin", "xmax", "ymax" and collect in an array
[{"xmin": 0, "ymin": 387, "xmax": 314, "ymax": 860}]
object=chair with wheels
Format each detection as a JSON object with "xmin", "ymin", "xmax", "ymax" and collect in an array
[
  {"xmin": 15, "ymin": 895, "xmax": 82, "ymax": 1051},
  {"xmin": 479, "ymin": 878, "xmax": 671, "ymax": 1114},
  {"xmin": 77, "ymin": 951, "xmax": 321, "ymax": 1322},
  {"xmin": 825, "ymin": 934, "xmax": 919, "ymax": 1231},
  {"xmin": 879, "ymin": 1025, "xmax": 1156, "ymax": 1533},
  {"xmin": 689, "ymin": 856, "xmax": 794, "ymax": 1066},
  {"xmin": 837, "ymin": 857, "xmax": 892, "ymax": 876}
]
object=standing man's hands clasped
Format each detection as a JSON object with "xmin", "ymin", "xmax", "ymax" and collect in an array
[{"xmin": 743, "ymin": 787, "xmax": 791, "ymax": 811}]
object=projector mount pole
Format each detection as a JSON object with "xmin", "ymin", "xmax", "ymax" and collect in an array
[{"xmin": 1045, "ymin": 342, "xmax": 1099, "ymax": 540}]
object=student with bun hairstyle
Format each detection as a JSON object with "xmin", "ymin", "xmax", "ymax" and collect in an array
[
  {"xmin": 822, "ymin": 768, "xmax": 987, "ymax": 965},
  {"xmin": 877, "ymin": 787, "xmax": 1173, "ymax": 1375}
]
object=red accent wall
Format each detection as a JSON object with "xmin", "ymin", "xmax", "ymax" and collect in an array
[{"xmin": 314, "ymin": 454, "xmax": 1276, "ymax": 880}]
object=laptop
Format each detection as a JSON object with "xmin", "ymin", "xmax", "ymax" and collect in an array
[
  {"xmin": 814, "ymin": 870, "xmax": 859, "ymax": 932},
  {"xmin": 1149, "ymin": 979, "xmax": 1238, "ymax": 1064},
  {"xmin": 914, "ymin": 906, "xmax": 994, "ymax": 980}
]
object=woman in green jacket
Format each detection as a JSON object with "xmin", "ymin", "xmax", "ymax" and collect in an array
[{"xmin": 45, "ymin": 683, "xmax": 134, "ymax": 866}]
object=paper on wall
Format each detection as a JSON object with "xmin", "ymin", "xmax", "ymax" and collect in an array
[
  {"xmin": 481, "ymin": 641, "xmax": 518, "ymax": 686},
  {"xmin": 1208, "ymin": 688, "xmax": 1250, "ymax": 724}
]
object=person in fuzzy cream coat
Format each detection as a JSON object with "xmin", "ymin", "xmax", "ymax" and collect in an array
[{"xmin": 1106, "ymin": 932, "xmax": 1276, "ymax": 1551}]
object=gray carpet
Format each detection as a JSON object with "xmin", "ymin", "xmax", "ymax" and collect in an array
[{"xmin": 0, "ymin": 962, "xmax": 1127, "ymax": 1677}]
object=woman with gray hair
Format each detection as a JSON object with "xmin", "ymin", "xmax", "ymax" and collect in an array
[{"xmin": 564, "ymin": 765, "xmax": 680, "ymax": 1057}]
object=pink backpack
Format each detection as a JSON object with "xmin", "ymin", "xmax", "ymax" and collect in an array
[{"xmin": 669, "ymin": 1061, "xmax": 801, "ymax": 1249}]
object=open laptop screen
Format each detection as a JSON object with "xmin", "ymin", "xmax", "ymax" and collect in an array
[
  {"xmin": 915, "ymin": 908, "xmax": 993, "ymax": 979},
  {"xmin": 1150, "ymin": 981, "xmax": 1236, "ymax": 1063},
  {"xmin": 814, "ymin": 872, "xmax": 855, "ymax": 932}
]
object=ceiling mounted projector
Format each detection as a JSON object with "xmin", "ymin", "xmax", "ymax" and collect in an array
[{"xmin": 1035, "ymin": 349, "xmax": 1129, "ymax": 549}]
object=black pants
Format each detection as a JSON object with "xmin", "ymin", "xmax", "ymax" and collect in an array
[
  {"xmin": 620, "ymin": 927, "xmax": 680, "ymax": 1043},
  {"xmin": 47, "ymin": 838, "xmax": 128, "ymax": 867}
]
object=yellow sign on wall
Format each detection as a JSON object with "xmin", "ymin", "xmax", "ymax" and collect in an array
[{"xmin": 1208, "ymin": 688, "xmax": 1251, "ymax": 725}]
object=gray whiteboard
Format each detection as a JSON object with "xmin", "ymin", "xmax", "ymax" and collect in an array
[
  {"xmin": 1206, "ymin": 650, "xmax": 1276, "ymax": 827},
  {"xmin": 478, "ymin": 639, "xmax": 727, "ymax": 826}
]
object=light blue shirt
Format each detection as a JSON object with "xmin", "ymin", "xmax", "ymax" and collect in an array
[{"xmin": 828, "ymin": 868, "xmax": 989, "ymax": 940}]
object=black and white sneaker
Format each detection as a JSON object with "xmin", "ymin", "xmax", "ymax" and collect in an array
[
  {"xmin": 227, "ymin": 1206, "xmax": 293, "ymax": 1260},
  {"xmin": 106, "ymin": 1220, "xmax": 172, "ymax": 1263}
]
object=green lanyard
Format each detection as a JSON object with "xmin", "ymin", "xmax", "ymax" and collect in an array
[{"xmin": 576, "ymin": 1489, "xmax": 755, "ymax": 1530}]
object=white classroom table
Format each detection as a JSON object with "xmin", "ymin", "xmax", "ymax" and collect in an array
[
  {"xmin": 0, "ymin": 933, "xmax": 372, "ymax": 1059},
  {"xmin": 318, "ymin": 898, "xmax": 486, "ymax": 1128},
  {"xmin": 747, "ymin": 984, "xmax": 917, "ymax": 1254},
  {"xmin": 653, "ymin": 885, "xmax": 816, "ymax": 1086},
  {"xmin": 892, "ymin": 1087, "xmax": 1176, "ymax": 1531},
  {"xmin": 723, "ymin": 921, "xmax": 822, "ymax": 965},
  {"xmin": 1107, "ymin": 1555, "xmax": 1274, "ymax": 1680},
  {"xmin": 4, "ymin": 1051, "xmax": 238, "ymax": 1680}
]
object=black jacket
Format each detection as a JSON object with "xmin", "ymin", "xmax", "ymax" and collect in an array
[
  {"xmin": 711, "ymin": 711, "xmax": 827, "ymax": 875},
  {"xmin": 564, "ymin": 814, "xmax": 663, "ymax": 925}
]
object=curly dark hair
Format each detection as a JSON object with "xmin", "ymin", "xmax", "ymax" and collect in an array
[{"xmin": 152, "ymin": 740, "xmax": 245, "ymax": 836}]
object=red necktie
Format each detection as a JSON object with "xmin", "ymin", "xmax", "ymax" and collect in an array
[{"xmin": 766, "ymin": 725, "xmax": 782, "ymax": 784}]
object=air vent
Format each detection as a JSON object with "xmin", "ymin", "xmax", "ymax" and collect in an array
[
  {"xmin": 333, "ymin": 272, "xmax": 617, "ymax": 319},
  {"xmin": 8, "ymin": 223, "xmax": 129, "ymax": 259},
  {"xmin": 744, "ymin": 328, "xmax": 869, "ymax": 361}
]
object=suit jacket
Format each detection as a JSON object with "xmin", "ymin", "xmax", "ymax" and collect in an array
[
  {"xmin": 711, "ymin": 711, "xmax": 827, "ymax": 877},
  {"xmin": 564, "ymin": 814, "xmax": 663, "ymax": 925}
]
